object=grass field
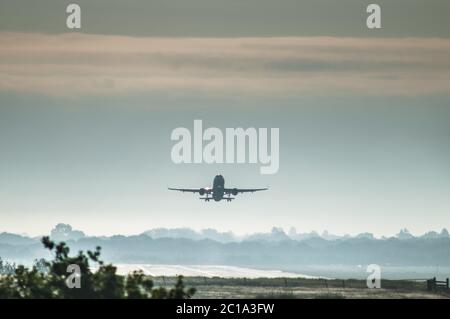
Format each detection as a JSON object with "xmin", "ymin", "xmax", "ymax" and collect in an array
[{"xmin": 151, "ymin": 277, "xmax": 450, "ymax": 299}]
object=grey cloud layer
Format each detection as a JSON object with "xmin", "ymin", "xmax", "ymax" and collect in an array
[
  {"xmin": 1, "ymin": 33, "xmax": 450, "ymax": 96},
  {"xmin": 1, "ymin": 0, "xmax": 449, "ymax": 38}
]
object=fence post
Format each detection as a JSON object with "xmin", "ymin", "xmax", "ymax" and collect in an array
[
  {"xmin": 446, "ymin": 278, "xmax": 449, "ymax": 289},
  {"xmin": 427, "ymin": 277, "xmax": 436, "ymax": 291}
]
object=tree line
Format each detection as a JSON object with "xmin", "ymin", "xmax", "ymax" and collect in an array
[{"xmin": 0, "ymin": 237, "xmax": 195, "ymax": 299}]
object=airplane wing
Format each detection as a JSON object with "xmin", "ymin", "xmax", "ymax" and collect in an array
[
  {"xmin": 224, "ymin": 187, "xmax": 268, "ymax": 194},
  {"xmin": 168, "ymin": 187, "xmax": 212, "ymax": 194}
]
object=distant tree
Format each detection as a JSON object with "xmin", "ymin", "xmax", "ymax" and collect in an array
[
  {"xmin": 0, "ymin": 258, "xmax": 16, "ymax": 275},
  {"xmin": 168, "ymin": 275, "xmax": 196, "ymax": 299},
  {"xmin": 0, "ymin": 237, "xmax": 195, "ymax": 299},
  {"xmin": 50, "ymin": 223, "xmax": 85, "ymax": 241},
  {"xmin": 33, "ymin": 258, "xmax": 48, "ymax": 273}
]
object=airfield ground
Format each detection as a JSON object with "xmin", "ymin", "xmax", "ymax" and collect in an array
[{"xmin": 152, "ymin": 277, "xmax": 450, "ymax": 299}]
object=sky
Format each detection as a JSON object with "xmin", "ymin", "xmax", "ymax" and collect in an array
[{"xmin": 0, "ymin": 0, "xmax": 450, "ymax": 237}]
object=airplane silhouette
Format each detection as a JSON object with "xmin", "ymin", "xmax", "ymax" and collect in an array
[{"xmin": 168, "ymin": 175, "xmax": 268, "ymax": 202}]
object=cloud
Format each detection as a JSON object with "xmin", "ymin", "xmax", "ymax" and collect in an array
[{"xmin": 1, "ymin": 32, "xmax": 450, "ymax": 96}]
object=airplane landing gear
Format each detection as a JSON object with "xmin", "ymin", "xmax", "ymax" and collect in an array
[{"xmin": 225, "ymin": 194, "xmax": 234, "ymax": 202}]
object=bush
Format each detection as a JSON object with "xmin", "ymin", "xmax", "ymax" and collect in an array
[
  {"xmin": 0, "ymin": 258, "xmax": 16, "ymax": 275},
  {"xmin": 0, "ymin": 236, "xmax": 195, "ymax": 299}
]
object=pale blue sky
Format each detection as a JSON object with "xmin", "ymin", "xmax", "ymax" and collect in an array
[
  {"xmin": 1, "ymin": 92, "xmax": 449, "ymax": 236},
  {"xmin": 0, "ymin": 1, "xmax": 449, "ymax": 237}
]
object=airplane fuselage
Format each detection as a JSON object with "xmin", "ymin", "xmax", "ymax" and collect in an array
[{"xmin": 212, "ymin": 175, "xmax": 225, "ymax": 201}]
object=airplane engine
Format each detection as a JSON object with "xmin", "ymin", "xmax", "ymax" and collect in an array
[
  {"xmin": 232, "ymin": 188, "xmax": 238, "ymax": 196},
  {"xmin": 199, "ymin": 188, "xmax": 206, "ymax": 196}
]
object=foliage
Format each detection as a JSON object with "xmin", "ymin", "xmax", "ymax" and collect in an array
[
  {"xmin": 0, "ymin": 237, "xmax": 195, "ymax": 299},
  {"xmin": 33, "ymin": 258, "xmax": 48, "ymax": 273},
  {"xmin": 0, "ymin": 258, "xmax": 16, "ymax": 275}
]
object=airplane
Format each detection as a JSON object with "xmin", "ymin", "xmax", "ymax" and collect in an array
[{"xmin": 168, "ymin": 175, "xmax": 268, "ymax": 202}]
